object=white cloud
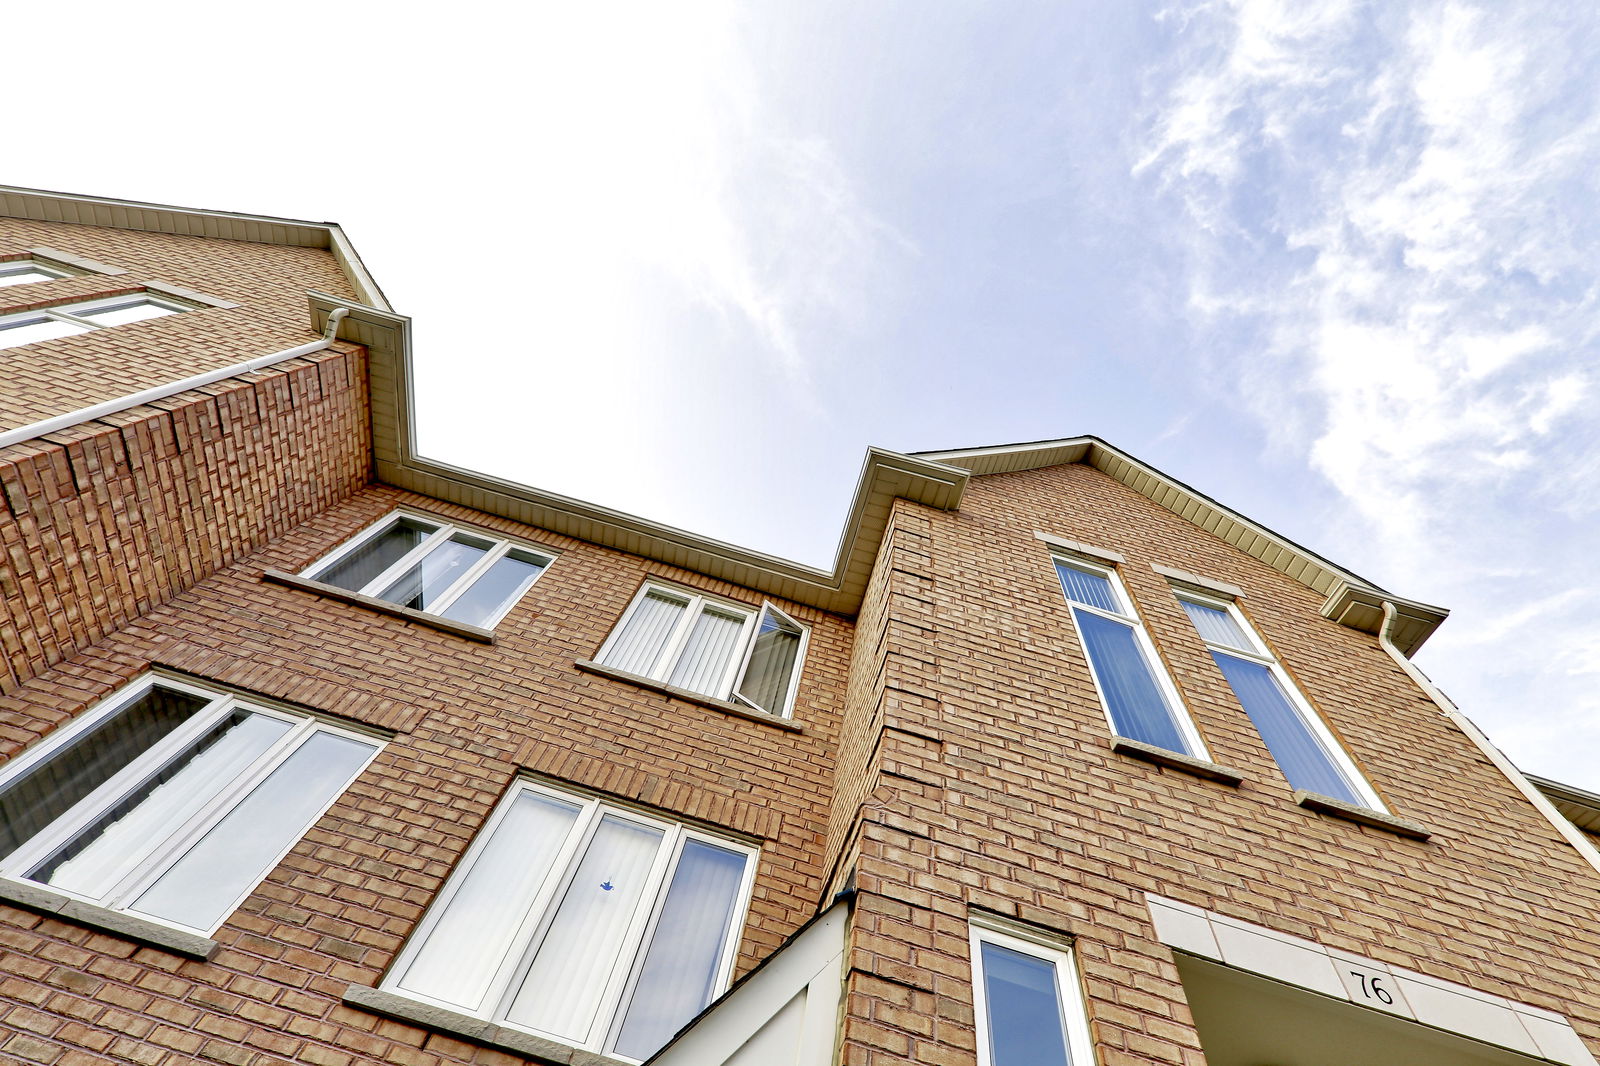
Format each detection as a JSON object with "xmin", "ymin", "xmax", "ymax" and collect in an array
[{"xmin": 1138, "ymin": 0, "xmax": 1600, "ymax": 784}]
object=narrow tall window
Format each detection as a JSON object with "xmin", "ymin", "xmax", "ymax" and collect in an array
[
  {"xmin": 970, "ymin": 918, "xmax": 1094, "ymax": 1066},
  {"xmin": 596, "ymin": 583, "xmax": 809, "ymax": 718},
  {"xmin": 0, "ymin": 677, "xmax": 381, "ymax": 935},
  {"xmin": 1176, "ymin": 592, "xmax": 1381, "ymax": 809},
  {"xmin": 1052, "ymin": 556, "xmax": 1205, "ymax": 756},
  {"xmin": 303, "ymin": 512, "xmax": 555, "ymax": 628},
  {"xmin": 0, "ymin": 293, "xmax": 192, "ymax": 350},
  {"xmin": 383, "ymin": 780, "xmax": 757, "ymax": 1063}
]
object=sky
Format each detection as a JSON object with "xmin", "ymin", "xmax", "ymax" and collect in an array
[{"xmin": 10, "ymin": 1, "xmax": 1600, "ymax": 789}]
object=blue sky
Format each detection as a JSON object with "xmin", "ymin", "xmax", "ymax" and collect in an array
[{"xmin": 14, "ymin": 1, "xmax": 1600, "ymax": 789}]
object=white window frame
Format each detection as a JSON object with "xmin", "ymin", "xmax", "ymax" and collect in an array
[
  {"xmin": 0, "ymin": 292, "xmax": 197, "ymax": 348},
  {"xmin": 0, "ymin": 257, "xmax": 72, "ymax": 286},
  {"xmin": 1053, "ymin": 554, "xmax": 1209, "ymax": 758},
  {"xmin": 382, "ymin": 778, "xmax": 759, "ymax": 1064},
  {"xmin": 1175, "ymin": 589, "xmax": 1386, "ymax": 810},
  {"xmin": 302, "ymin": 510, "xmax": 557, "ymax": 629},
  {"xmin": 0, "ymin": 674, "xmax": 383, "ymax": 937},
  {"xmin": 596, "ymin": 581, "xmax": 810, "ymax": 718},
  {"xmin": 969, "ymin": 915, "xmax": 1096, "ymax": 1066}
]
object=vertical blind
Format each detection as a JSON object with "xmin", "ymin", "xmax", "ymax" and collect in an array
[
  {"xmin": 666, "ymin": 607, "xmax": 745, "ymax": 695},
  {"xmin": 605, "ymin": 591, "xmax": 689, "ymax": 677},
  {"xmin": 1073, "ymin": 609, "xmax": 1188, "ymax": 754},
  {"xmin": 1054, "ymin": 562, "xmax": 1118, "ymax": 613},
  {"xmin": 612, "ymin": 839, "xmax": 747, "ymax": 1059},
  {"xmin": 397, "ymin": 791, "xmax": 582, "ymax": 1010},
  {"xmin": 1210, "ymin": 652, "xmax": 1362, "ymax": 805},
  {"xmin": 507, "ymin": 816, "xmax": 667, "ymax": 1042}
]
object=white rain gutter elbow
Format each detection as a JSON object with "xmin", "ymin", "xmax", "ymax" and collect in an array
[
  {"xmin": 0, "ymin": 306, "xmax": 353, "ymax": 452},
  {"xmin": 1378, "ymin": 600, "xmax": 1600, "ymax": 880}
]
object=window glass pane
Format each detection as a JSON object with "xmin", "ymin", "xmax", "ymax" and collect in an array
[
  {"xmin": 734, "ymin": 608, "xmax": 804, "ymax": 716},
  {"xmin": 440, "ymin": 550, "xmax": 548, "ymax": 627},
  {"xmin": 27, "ymin": 710, "xmax": 292, "ymax": 901},
  {"xmin": 981, "ymin": 941, "xmax": 1072, "ymax": 1066},
  {"xmin": 130, "ymin": 730, "xmax": 376, "ymax": 930},
  {"xmin": 311, "ymin": 517, "xmax": 438, "ymax": 591},
  {"xmin": 1211, "ymin": 652, "xmax": 1363, "ymax": 805},
  {"xmin": 666, "ymin": 606, "xmax": 746, "ymax": 696},
  {"xmin": 0, "ymin": 685, "xmax": 210, "ymax": 858},
  {"xmin": 1074, "ymin": 609, "xmax": 1189, "ymax": 753},
  {"xmin": 1180, "ymin": 600, "xmax": 1251, "ymax": 651},
  {"xmin": 602, "ymin": 590, "xmax": 689, "ymax": 677},
  {"xmin": 506, "ymin": 815, "xmax": 666, "ymax": 1042},
  {"xmin": 378, "ymin": 534, "xmax": 492, "ymax": 612},
  {"xmin": 0, "ymin": 317, "xmax": 90, "ymax": 349},
  {"xmin": 612, "ymin": 840, "xmax": 748, "ymax": 1060},
  {"xmin": 1054, "ymin": 562, "xmax": 1117, "ymax": 613},
  {"xmin": 0, "ymin": 267, "xmax": 60, "ymax": 287},
  {"xmin": 397, "ymin": 790, "xmax": 582, "ymax": 1010},
  {"xmin": 75, "ymin": 300, "xmax": 179, "ymax": 326}
]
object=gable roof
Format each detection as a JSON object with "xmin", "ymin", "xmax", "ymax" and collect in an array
[
  {"xmin": 0, "ymin": 187, "xmax": 1447, "ymax": 654},
  {"xmin": 0, "ymin": 185, "xmax": 389, "ymax": 312}
]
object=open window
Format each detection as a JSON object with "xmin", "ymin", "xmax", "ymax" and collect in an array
[{"xmin": 597, "ymin": 582, "xmax": 809, "ymax": 718}]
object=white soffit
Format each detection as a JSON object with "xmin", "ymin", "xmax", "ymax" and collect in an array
[
  {"xmin": 1529, "ymin": 776, "xmax": 1600, "ymax": 835},
  {"xmin": 921, "ymin": 438, "xmax": 1449, "ymax": 654},
  {"xmin": 0, "ymin": 185, "xmax": 390, "ymax": 312}
]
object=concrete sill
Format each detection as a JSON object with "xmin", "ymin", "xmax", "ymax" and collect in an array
[
  {"xmin": 0, "ymin": 877, "xmax": 218, "ymax": 960},
  {"xmin": 342, "ymin": 985, "xmax": 630, "ymax": 1066},
  {"xmin": 263, "ymin": 569, "xmax": 496, "ymax": 644},
  {"xmin": 1295, "ymin": 790, "xmax": 1432, "ymax": 841},
  {"xmin": 1113, "ymin": 738, "xmax": 1246, "ymax": 786},
  {"xmin": 575, "ymin": 660, "xmax": 804, "ymax": 733}
]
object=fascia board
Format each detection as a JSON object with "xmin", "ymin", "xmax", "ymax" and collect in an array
[
  {"xmin": 342, "ymin": 291, "xmax": 966, "ymax": 616},
  {"xmin": 0, "ymin": 186, "xmax": 391, "ymax": 311},
  {"xmin": 1320, "ymin": 584, "xmax": 1449, "ymax": 657}
]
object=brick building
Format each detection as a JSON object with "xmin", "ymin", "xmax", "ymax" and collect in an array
[{"xmin": 2, "ymin": 185, "xmax": 1599, "ymax": 1066}]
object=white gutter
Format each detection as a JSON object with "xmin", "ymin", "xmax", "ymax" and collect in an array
[
  {"xmin": 1379, "ymin": 600, "xmax": 1600, "ymax": 881},
  {"xmin": 0, "ymin": 307, "xmax": 350, "ymax": 451}
]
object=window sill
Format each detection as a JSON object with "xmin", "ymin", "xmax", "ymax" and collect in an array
[
  {"xmin": 1294, "ymin": 790, "xmax": 1432, "ymax": 841},
  {"xmin": 575, "ymin": 660, "xmax": 804, "ymax": 733},
  {"xmin": 262, "ymin": 569, "xmax": 496, "ymax": 644},
  {"xmin": 1113, "ymin": 738, "xmax": 1246, "ymax": 785},
  {"xmin": 342, "ymin": 985, "xmax": 631, "ymax": 1066},
  {"xmin": 0, "ymin": 877, "xmax": 218, "ymax": 960}
]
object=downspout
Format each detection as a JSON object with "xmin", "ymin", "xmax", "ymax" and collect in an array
[
  {"xmin": 1379, "ymin": 600, "xmax": 1600, "ymax": 880},
  {"xmin": 0, "ymin": 306, "xmax": 351, "ymax": 451}
]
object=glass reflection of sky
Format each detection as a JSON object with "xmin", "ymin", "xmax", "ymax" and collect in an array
[{"xmin": 982, "ymin": 941, "xmax": 1071, "ymax": 1066}]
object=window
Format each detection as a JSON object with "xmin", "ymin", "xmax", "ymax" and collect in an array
[
  {"xmin": 1176, "ymin": 591, "xmax": 1382, "ymax": 809},
  {"xmin": 0, "ymin": 258, "xmax": 70, "ymax": 288},
  {"xmin": 383, "ymin": 780, "xmax": 756, "ymax": 1063},
  {"xmin": 970, "ymin": 917, "xmax": 1094, "ymax": 1066},
  {"xmin": 596, "ymin": 582, "xmax": 809, "ymax": 718},
  {"xmin": 0, "ymin": 676, "xmax": 381, "ymax": 936},
  {"xmin": 303, "ymin": 512, "xmax": 555, "ymax": 628},
  {"xmin": 1052, "ymin": 555, "xmax": 1206, "ymax": 756},
  {"xmin": 0, "ymin": 293, "xmax": 193, "ymax": 350}
]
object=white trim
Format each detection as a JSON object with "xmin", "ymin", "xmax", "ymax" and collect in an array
[
  {"xmin": 969, "ymin": 915, "xmax": 1095, "ymax": 1066},
  {"xmin": 1053, "ymin": 555, "xmax": 1210, "ymax": 759},
  {"xmin": 1177, "ymin": 590, "xmax": 1384, "ymax": 811},
  {"xmin": 381, "ymin": 778, "xmax": 759, "ymax": 1063}
]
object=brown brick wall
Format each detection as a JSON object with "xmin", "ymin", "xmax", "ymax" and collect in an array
[
  {"xmin": 0, "ymin": 345, "xmax": 370, "ymax": 699},
  {"xmin": 0, "ymin": 219, "xmax": 356, "ymax": 429},
  {"xmin": 0, "ymin": 485, "xmax": 851, "ymax": 1066},
  {"xmin": 832, "ymin": 466, "xmax": 1600, "ymax": 1066}
]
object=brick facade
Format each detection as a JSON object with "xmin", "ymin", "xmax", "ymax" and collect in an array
[{"xmin": 2, "ymin": 198, "xmax": 1597, "ymax": 1066}]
